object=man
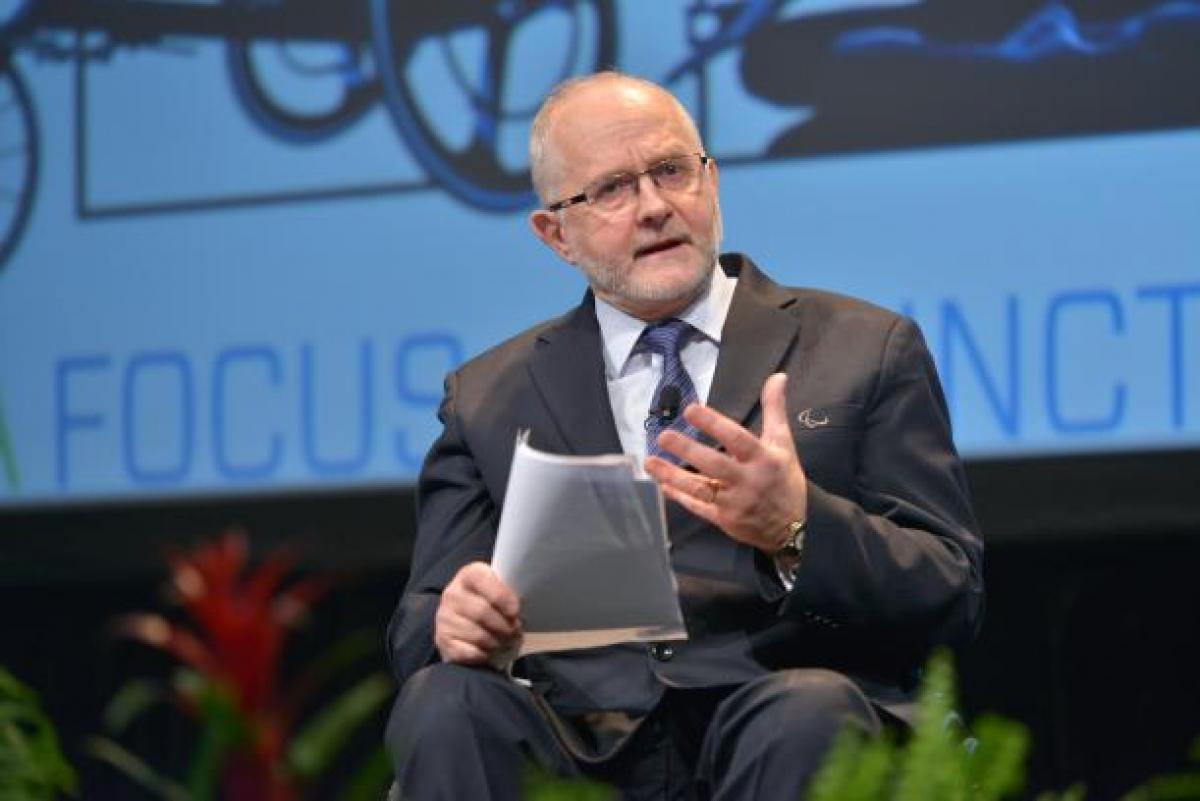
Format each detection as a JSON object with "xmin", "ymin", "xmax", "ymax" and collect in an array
[{"xmin": 385, "ymin": 71, "xmax": 983, "ymax": 800}]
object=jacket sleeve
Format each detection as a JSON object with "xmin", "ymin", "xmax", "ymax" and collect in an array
[
  {"xmin": 780, "ymin": 316, "xmax": 984, "ymax": 651},
  {"xmin": 385, "ymin": 370, "xmax": 500, "ymax": 685}
]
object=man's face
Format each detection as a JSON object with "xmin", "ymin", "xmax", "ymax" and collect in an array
[{"xmin": 529, "ymin": 82, "xmax": 722, "ymax": 321}]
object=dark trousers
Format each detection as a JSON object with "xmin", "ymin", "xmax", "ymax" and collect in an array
[{"xmin": 386, "ymin": 664, "xmax": 883, "ymax": 800}]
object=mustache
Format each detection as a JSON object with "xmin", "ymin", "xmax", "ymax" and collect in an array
[{"xmin": 633, "ymin": 234, "xmax": 691, "ymax": 258}]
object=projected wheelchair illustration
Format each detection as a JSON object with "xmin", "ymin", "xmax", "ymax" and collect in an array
[
  {"xmin": 226, "ymin": 0, "xmax": 618, "ymax": 211},
  {"xmin": 1, "ymin": 0, "xmax": 1198, "ymax": 274},
  {"xmin": 224, "ymin": 0, "xmax": 784, "ymax": 210},
  {"xmin": 0, "ymin": 45, "xmax": 36, "ymax": 270},
  {"xmin": 0, "ymin": 0, "xmax": 619, "ymax": 271}
]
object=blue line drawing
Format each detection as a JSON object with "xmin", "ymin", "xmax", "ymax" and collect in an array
[
  {"xmin": 740, "ymin": 0, "xmax": 1200, "ymax": 157},
  {"xmin": 0, "ymin": 0, "xmax": 1197, "ymax": 272}
]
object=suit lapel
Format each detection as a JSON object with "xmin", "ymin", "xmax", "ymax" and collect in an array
[
  {"xmin": 707, "ymin": 254, "xmax": 802, "ymax": 429},
  {"xmin": 524, "ymin": 255, "xmax": 799, "ymax": 455},
  {"xmin": 527, "ymin": 295, "xmax": 624, "ymax": 456}
]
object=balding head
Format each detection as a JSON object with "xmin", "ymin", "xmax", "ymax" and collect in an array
[{"xmin": 528, "ymin": 72, "xmax": 704, "ymax": 205}]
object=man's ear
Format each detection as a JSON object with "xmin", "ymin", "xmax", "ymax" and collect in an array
[{"xmin": 529, "ymin": 209, "xmax": 573, "ymax": 264}]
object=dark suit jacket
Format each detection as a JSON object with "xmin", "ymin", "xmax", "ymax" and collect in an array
[{"xmin": 387, "ymin": 253, "xmax": 983, "ymax": 722}]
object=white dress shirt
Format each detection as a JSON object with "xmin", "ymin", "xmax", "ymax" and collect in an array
[
  {"xmin": 594, "ymin": 265, "xmax": 799, "ymax": 589},
  {"xmin": 594, "ymin": 263, "xmax": 738, "ymax": 469}
]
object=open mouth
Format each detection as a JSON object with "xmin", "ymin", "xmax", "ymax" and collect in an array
[{"xmin": 635, "ymin": 238, "xmax": 686, "ymax": 259}]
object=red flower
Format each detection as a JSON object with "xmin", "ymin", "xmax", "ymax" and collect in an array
[{"xmin": 114, "ymin": 530, "xmax": 334, "ymax": 801}]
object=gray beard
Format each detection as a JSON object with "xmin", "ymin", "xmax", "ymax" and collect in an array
[
  {"xmin": 583, "ymin": 211, "xmax": 723, "ymax": 309},
  {"xmin": 585, "ymin": 252, "xmax": 716, "ymax": 307}
]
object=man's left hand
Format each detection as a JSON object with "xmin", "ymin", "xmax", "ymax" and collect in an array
[{"xmin": 644, "ymin": 372, "xmax": 807, "ymax": 553}]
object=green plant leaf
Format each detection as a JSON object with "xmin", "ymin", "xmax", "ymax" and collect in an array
[
  {"xmin": 1121, "ymin": 773, "xmax": 1200, "ymax": 801},
  {"xmin": 284, "ymin": 629, "xmax": 380, "ymax": 716},
  {"xmin": 853, "ymin": 736, "xmax": 900, "ymax": 801},
  {"xmin": 0, "ymin": 666, "xmax": 78, "ymax": 798},
  {"xmin": 86, "ymin": 736, "xmax": 189, "ymax": 801},
  {"xmin": 101, "ymin": 679, "xmax": 168, "ymax": 735},
  {"xmin": 893, "ymin": 649, "xmax": 969, "ymax": 801},
  {"xmin": 807, "ymin": 726, "xmax": 898, "ymax": 801},
  {"xmin": 287, "ymin": 672, "xmax": 394, "ymax": 780},
  {"xmin": 181, "ymin": 675, "xmax": 248, "ymax": 801},
  {"xmin": 966, "ymin": 714, "xmax": 1031, "ymax": 801},
  {"xmin": 340, "ymin": 746, "xmax": 394, "ymax": 801},
  {"xmin": 524, "ymin": 764, "xmax": 616, "ymax": 801},
  {"xmin": 806, "ymin": 726, "xmax": 864, "ymax": 801},
  {"xmin": 1036, "ymin": 783, "xmax": 1087, "ymax": 801}
]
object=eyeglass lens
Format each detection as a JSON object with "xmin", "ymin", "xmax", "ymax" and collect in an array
[{"xmin": 590, "ymin": 155, "xmax": 704, "ymax": 210}]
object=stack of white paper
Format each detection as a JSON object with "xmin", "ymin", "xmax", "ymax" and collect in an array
[{"xmin": 492, "ymin": 433, "xmax": 687, "ymax": 656}]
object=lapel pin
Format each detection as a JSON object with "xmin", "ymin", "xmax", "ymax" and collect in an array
[{"xmin": 796, "ymin": 408, "xmax": 830, "ymax": 429}]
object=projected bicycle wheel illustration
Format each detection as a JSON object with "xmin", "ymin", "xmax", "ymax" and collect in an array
[
  {"xmin": 0, "ymin": 56, "xmax": 37, "ymax": 272},
  {"xmin": 370, "ymin": 0, "xmax": 616, "ymax": 212},
  {"xmin": 226, "ymin": 27, "xmax": 381, "ymax": 143}
]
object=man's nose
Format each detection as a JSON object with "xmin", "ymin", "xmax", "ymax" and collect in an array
[{"xmin": 634, "ymin": 174, "xmax": 672, "ymax": 225}]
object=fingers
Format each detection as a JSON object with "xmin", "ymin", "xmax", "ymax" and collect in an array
[
  {"xmin": 657, "ymin": 478, "xmax": 720, "ymax": 525},
  {"xmin": 646, "ymin": 372, "xmax": 808, "ymax": 552},
  {"xmin": 644, "ymin": 455, "xmax": 725, "ymax": 503},
  {"xmin": 655, "ymin": 428, "xmax": 739, "ymax": 480},
  {"xmin": 661, "ymin": 373, "xmax": 796, "ymax": 467},
  {"xmin": 458, "ymin": 561, "xmax": 520, "ymax": 619},
  {"xmin": 444, "ymin": 589, "xmax": 517, "ymax": 644},
  {"xmin": 434, "ymin": 618, "xmax": 498, "ymax": 665},
  {"xmin": 680, "ymin": 403, "xmax": 763, "ymax": 463},
  {"xmin": 435, "ymin": 562, "xmax": 522, "ymax": 665},
  {"xmin": 759, "ymin": 373, "xmax": 793, "ymax": 445}
]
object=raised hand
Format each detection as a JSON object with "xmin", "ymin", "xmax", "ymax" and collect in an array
[{"xmin": 644, "ymin": 372, "xmax": 807, "ymax": 553}]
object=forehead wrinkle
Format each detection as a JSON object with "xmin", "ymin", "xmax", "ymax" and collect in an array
[
  {"xmin": 560, "ymin": 123, "xmax": 697, "ymax": 189},
  {"xmin": 584, "ymin": 145, "xmax": 693, "ymax": 187}
]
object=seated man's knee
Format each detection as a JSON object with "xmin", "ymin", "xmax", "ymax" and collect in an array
[
  {"xmin": 705, "ymin": 669, "xmax": 880, "ymax": 770},
  {"xmin": 386, "ymin": 663, "xmax": 494, "ymax": 756},
  {"xmin": 760, "ymin": 668, "xmax": 881, "ymax": 737},
  {"xmin": 386, "ymin": 663, "xmax": 575, "ymax": 799},
  {"xmin": 699, "ymin": 669, "xmax": 882, "ymax": 796}
]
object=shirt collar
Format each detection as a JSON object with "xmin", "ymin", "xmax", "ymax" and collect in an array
[{"xmin": 594, "ymin": 260, "xmax": 737, "ymax": 379}]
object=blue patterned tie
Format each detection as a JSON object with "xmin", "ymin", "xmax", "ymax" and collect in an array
[{"xmin": 640, "ymin": 319, "xmax": 701, "ymax": 464}]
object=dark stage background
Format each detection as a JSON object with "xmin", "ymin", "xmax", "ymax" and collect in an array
[{"xmin": 4, "ymin": 450, "xmax": 1200, "ymax": 798}]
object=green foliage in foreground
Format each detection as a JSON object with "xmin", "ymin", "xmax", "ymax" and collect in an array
[
  {"xmin": 1119, "ymin": 737, "xmax": 1200, "ymax": 801},
  {"xmin": 8, "ymin": 643, "xmax": 1200, "ymax": 801},
  {"xmin": 809, "ymin": 648, "xmax": 1200, "ymax": 801},
  {"xmin": 0, "ymin": 667, "xmax": 78, "ymax": 800},
  {"xmin": 525, "ymin": 767, "xmax": 617, "ymax": 801},
  {"xmin": 807, "ymin": 649, "xmax": 1071, "ymax": 801},
  {"xmin": 525, "ymin": 649, "xmax": 1200, "ymax": 801}
]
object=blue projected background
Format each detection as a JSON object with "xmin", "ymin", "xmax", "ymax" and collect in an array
[{"xmin": 1, "ymin": 0, "xmax": 1198, "ymax": 506}]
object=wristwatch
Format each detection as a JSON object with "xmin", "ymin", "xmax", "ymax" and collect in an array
[{"xmin": 775, "ymin": 518, "xmax": 807, "ymax": 582}]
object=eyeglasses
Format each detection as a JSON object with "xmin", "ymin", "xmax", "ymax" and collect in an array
[{"xmin": 546, "ymin": 153, "xmax": 713, "ymax": 213}]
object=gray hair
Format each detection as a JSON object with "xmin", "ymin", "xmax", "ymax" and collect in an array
[{"xmin": 528, "ymin": 71, "xmax": 704, "ymax": 205}]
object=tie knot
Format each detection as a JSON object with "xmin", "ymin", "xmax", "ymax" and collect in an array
[{"xmin": 638, "ymin": 319, "xmax": 692, "ymax": 357}]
